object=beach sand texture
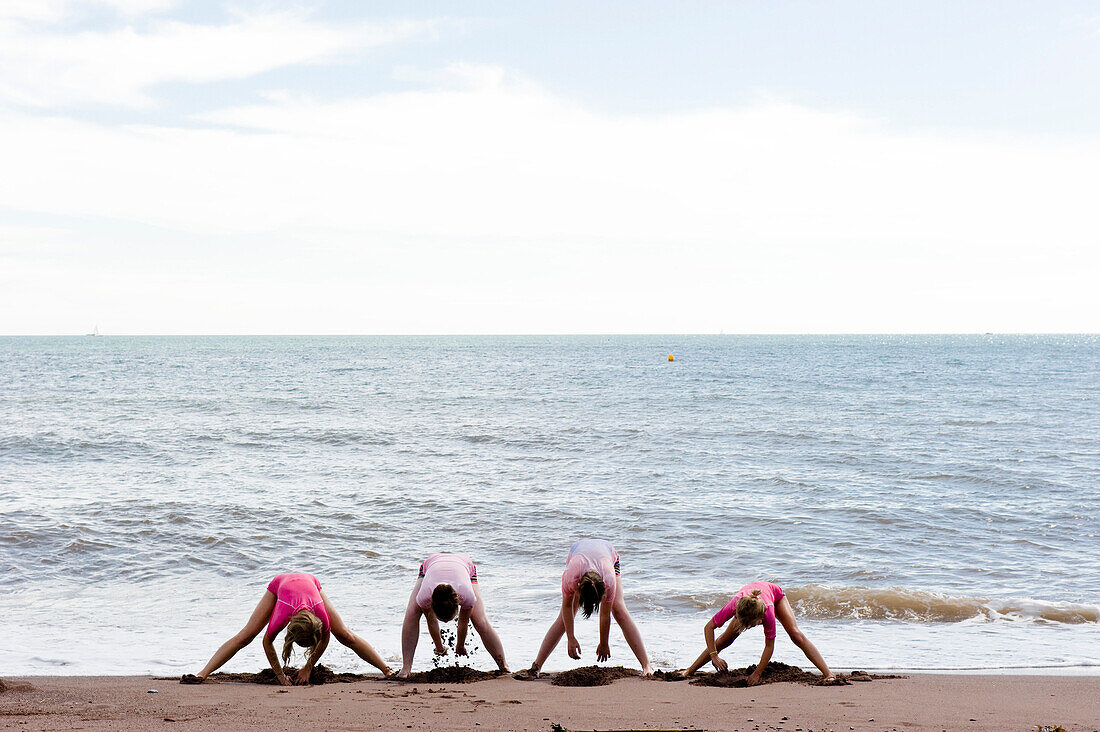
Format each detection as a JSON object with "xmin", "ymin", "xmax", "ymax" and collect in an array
[{"xmin": 2, "ymin": 673, "xmax": 1097, "ymax": 731}]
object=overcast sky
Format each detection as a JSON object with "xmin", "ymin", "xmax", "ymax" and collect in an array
[{"xmin": 2, "ymin": 0, "xmax": 1098, "ymax": 334}]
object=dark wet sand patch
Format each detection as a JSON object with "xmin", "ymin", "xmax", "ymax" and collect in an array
[
  {"xmin": 689, "ymin": 662, "xmax": 903, "ymax": 687},
  {"xmin": 400, "ymin": 667, "xmax": 506, "ymax": 684},
  {"xmin": 551, "ymin": 666, "xmax": 639, "ymax": 687},
  {"xmin": 199, "ymin": 665, "xmax": 372, "ymax": 685}
]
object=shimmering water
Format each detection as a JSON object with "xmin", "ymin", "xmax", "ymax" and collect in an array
[{"xmin": 2, "ymin": 335, "xmax": 1098, "ymax": 675}]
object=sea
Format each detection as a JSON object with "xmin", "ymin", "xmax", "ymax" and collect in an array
[{"xmin": 2, "ymin": 335, "xmax": 1098, "ymax": 676}]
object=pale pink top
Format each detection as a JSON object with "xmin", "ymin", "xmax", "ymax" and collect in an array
[
  {"xmin": 415, "ymin": 553, "xmax": 478, "ymax": 612},
  {"xmin": 561, "ymin": 538, "xmax": 618, "ymax": 602},
  {"xmin": 265, "ymin": 573, "xmax": 331, "ymax": 639},
  {"xmin": 712, "ymin": 581, "xmax": 785, "ymax": 640}
]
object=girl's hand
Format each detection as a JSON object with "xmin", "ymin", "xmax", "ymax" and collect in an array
[
  {"xmin": 295, "ymin": 666, "xmax": 312, "ymax": 685},
  {"xmin": 433, "ymin": 642, "xmax": 447, "ymax": 656},
  {"xmin": 596, "ymin": 642, "xmax": 610, "ymax": 662},
  {"xmin": 710, "ymin": 653, "xmax": 727, "ymax": 673},
  {"xmin": 746, "ymin": 671, "xmax": 761, "ymax": 686},
  {"xmin": 275, "ymin": 673, "xmax": 292, "ymax": 687},
  {"xmin": 456, "ymin": 642, "xmax": 468, "ymax": 657},
  {"xmin": 567, "ymin": 636, "xmax": 582, "ymax": 659}
]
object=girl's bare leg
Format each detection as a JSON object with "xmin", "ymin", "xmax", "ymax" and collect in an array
[
  {"xmin": 684, "ymin": 624, "xmax": 739, "ymax": 675},
  {"xmin": 470, "ymin": 605, "xmax": 509, "ymax": 672},
  {"xmin": 197, "ymin": 590, "xmax": 275, "ymax": 679},
  {"xmin": 465, "ymin": 586, "xmax": 507, "ymax": 671},
  {"xmin": 775, "ymin": 596, "xmax": 833, "ymax": 679},
  {"xmin": 320, "ymin": 591, "xmax": 392, "ymax": 675},
  {"xmin": 610, "ymin": 578, "xmax": 653, "ymax": 675},
  {"xmin": 531, "ymin": 612, "xmax": 566, "ymax": 672}
]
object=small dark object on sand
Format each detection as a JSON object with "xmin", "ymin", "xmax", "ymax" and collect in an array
[
  {"xmin": 552, "ymin": 666, "xmax": 639, "ymax": 687},
  {"xmin": 179, "ymin": 674, "xmax": 202, "ymax": 685},
  {"xmin": 400, "ymin": 667, "xmax": 505, "ymax": 684},
  {"xmin": 206, "ymin": 664, "xmax": 372, "ymax": 685},
  {"xmin": 0, "ymin": 678, "xmax": 6, "ymax": 693}
]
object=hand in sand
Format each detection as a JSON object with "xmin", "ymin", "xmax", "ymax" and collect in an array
[
  {"xmin": 641, "ymin": 664, "xmax": 655, "ymax": 677},
  {"xmin": 456, "ymin": 642, "xmax": 468, "ymax": 657},
  {"xmin": 294, "ymin": 667, "xmax": 312, "ymax": 685},
  {"xmin": 710, "ymin": 654, "xmax": 728, "ymax": 673},
  {"xmin": 596, "ymin": 642, "xmax": 611, "ymax": 662},
  {"xmin": 433, "ymin": 642, "xmax": 447, "ymax": 656},
  {"xmin": 746, "ymin": 672, "xmax": 761, "ymax": 686},
  {"xmin": 567, "ymin": 637, "xmax": 582, "ymax": 660},
  {"xmin": 275, "ymin": 673, "xmax": 292, "ymax": 687}
]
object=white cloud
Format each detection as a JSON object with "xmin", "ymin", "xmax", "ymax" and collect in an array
[
  {"xmin": 0, "ymin": 9, "xmax": 434, "ymax": 107},
  {"xmin": 1, "ymin": 66, "xmax": 1097, "ymax": 333},
  {"xmin": 0, "ymin": 0, "xmax": 175, "ymax": 23}
]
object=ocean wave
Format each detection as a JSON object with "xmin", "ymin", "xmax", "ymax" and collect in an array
[{"xmin": 655, "ymin": 585, "xmax": 1099, "ymax": 625}]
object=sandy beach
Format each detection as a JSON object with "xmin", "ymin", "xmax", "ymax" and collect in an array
[{"xmin": 2, "ymin": 672, "xmax": 1096, "ymax": 731}]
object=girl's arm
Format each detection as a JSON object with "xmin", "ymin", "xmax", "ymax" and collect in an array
[
  {"xmin": 746, "ymin": 637, "xmax": 775, "ymax": 685},
  {"xmin": 704, "ymin": 619, "xmax": 729, "ymax": 672},
  {"xmin": 295, "ymin": 629, "xmax": 329, "ymax": 685},
  {"xmin": 425, "ymin": 610, "xmax": 446, "ymax": 655},
  {"xmin": 262, "ymin": 634, "xmax": 291, "ymax": 686},
  {"xmin": 596, "ymin": 597, "xmax": 612, "ymax": 661},
  {"xmin": 455, "ymin": 607, "xmax": 472, "ymax": 655},
  {"xmin": 562, "ymin": 593, "xmax": 581, "ymax": 658}
]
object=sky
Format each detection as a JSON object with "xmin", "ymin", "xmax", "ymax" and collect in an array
[{"xmin": 1, "ymin": 0, "xmax": 1098, "ymax": 334}]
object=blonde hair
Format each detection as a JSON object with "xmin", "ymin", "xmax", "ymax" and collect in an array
[
  {"xmin": 735, "ymin": 589, "xmax": 767, "ymax": 626},
  {"xmin": 282, "ymin": 610, "xmax": 323, "ymax": 665}
]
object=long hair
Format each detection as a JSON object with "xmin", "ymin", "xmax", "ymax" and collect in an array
[
  {"xmin": 578, "ymin": 570, "xmax": 605, "ymax": 619},
  {"xmin": 282, "ymin": 610, "xmax": 323, "ymax": 665}
]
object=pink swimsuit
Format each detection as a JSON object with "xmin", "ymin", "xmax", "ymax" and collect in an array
[
  {"xmin": 265, "ymin": 573, "xmax": 331, "ymax": 639},
  {"xmin": 712, "ymin": 582, "xmax": 785, "ymax": 640},
  {"xmin": 561, "ymin": 539, "xmax": 619, "ymax": 603},
  {"xmin": 415, "ymin": 554, "xmax": 478, "ymax": 612}
]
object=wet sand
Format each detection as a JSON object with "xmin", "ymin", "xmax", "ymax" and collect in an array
[{"xmin": 2, "ymin": 673, "xmax": 1097, "ymax": 731}]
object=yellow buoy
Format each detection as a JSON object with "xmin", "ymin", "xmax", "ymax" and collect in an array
[{"xmin": 668, "ymin": 354, "xmax": 674, "ymax": 362}]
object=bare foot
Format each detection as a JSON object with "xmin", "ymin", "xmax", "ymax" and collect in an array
[
  {"xmin": 641, "ymin": 665, "xmax": 655, "ymax": 677},
  {"xmin": 396, "ymin": 669, "xmax": 410, "ymax": 679},
  {"xmin": 512, "ymin": 666, "xmax": 540, "ymax": 680}
]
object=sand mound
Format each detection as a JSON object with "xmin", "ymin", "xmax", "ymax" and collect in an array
[
  {"xmin": 688, "ymin": 662, "xmax": 902, "ymax": 687},
  {"xmin": 401, "ymin": 667, "xmax": 505, "ymax": 684},
  {"xmin": 651, "ymin": 669, "xmax": 689, "ymax": 682},
  {"xmin": 204, "ymin": 665, "xmax": 371, "ymax": 685},
  {"xmin": 551, "ymin": 666, "xmax": 639, "ymax": 687},
  {"xmin": 690, "ymin": 662, "xmax": 839, "ymax": 687}
]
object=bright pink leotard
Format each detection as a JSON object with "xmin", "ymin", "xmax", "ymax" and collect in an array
[
  {"xmin": 415, "ymin": 554, "xmax": 478, "ymax": 612},
  {"xmin": 561, "ymin": 539, "xmax": 619, "ymax": 603},
  {"xmin": 265, "ymin": 573, "xmax": 331, "ymax": 639},
  {"xmin": 711, "ymin": 581, "xmax": 785, "ymax": 640}
]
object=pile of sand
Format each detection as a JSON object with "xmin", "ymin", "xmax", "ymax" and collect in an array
[
  {"xmin": 689, "ymin": 662, "xmax": 901, "ymax": 687},
  {"xmin": 195, "ymin": 665, "xmax": 371, "ymax": 685},
  {"xmin": 551, "ymin": 666, "xmax": 639, "ymax": 687},
  {"xmin": 400, "ymin": 667, "xmax": 505, "ymax": 684}
]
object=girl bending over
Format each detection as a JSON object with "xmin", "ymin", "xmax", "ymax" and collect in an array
[{"xmin": 683, "ymin": 581, "xmax": 834, "ymax": 685}]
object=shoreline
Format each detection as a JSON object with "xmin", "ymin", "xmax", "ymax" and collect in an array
[{"xmin": 3, "ymin": 672, "xmax": 1097, "ymax": 731}]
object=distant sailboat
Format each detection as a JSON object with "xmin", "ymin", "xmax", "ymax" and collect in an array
[{"xmin": 87, "ymin": 324, "xmax": 100, "ymax": 336}]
